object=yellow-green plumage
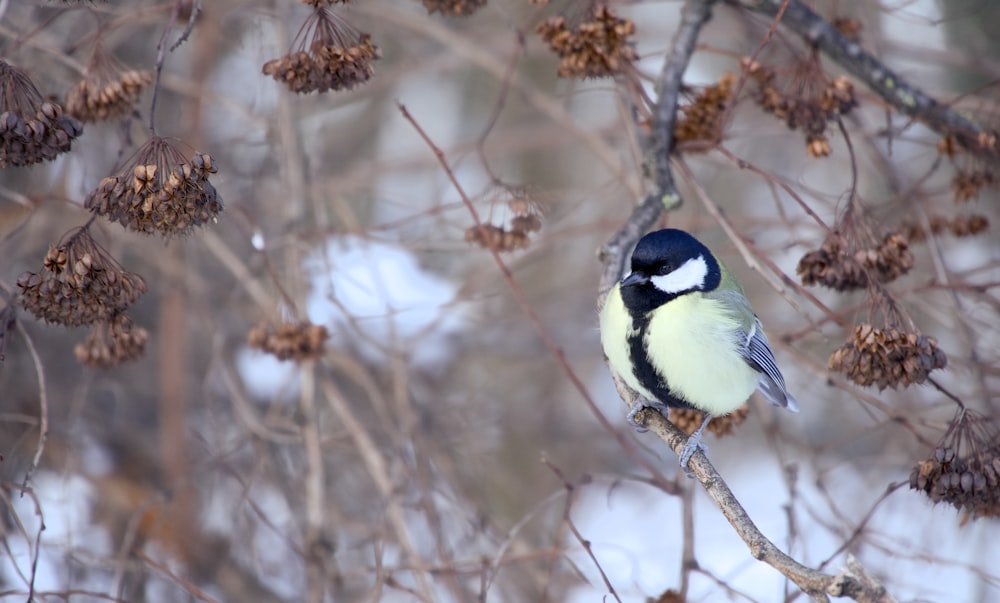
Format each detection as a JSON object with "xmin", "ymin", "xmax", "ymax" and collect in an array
[{"xmin": 601, "ymin": 284, "xmax": 758, "ymax": 415}]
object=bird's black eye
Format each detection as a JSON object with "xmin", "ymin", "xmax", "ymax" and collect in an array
[{"xmin": 657, "ymin": 263, "xmax": 674, "ymax": 276}]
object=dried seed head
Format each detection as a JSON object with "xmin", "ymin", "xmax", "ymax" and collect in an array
[
  {"xmin": 828, "ymin": 323, "xmax": 946, "ymax": 390},
  {"xmin": 65, "ymin": 42, "xmax": 151, "ymax": 122},
  {"xmin": 670, "ymin": 404, "xmax": 749, "ymax": 438},
  {"xmin": 465, "ymin": 223, "xmax": 530, "ymax": 252},
  {"xmin": 900, "ymin": 214, "xmax": 989, "ymax": 242},
  {"xmin": 537, "ymin": 6, "xmax": 638, "ymax": 79},
  {"xmin": 83, "ymin": 136, "xmax": 223, "ymax": 236},
  {"xmin": 952, "ymin": 169, "xmax": 997, "ymax": 202},
  {"xmin": 797, "ymin": 231, "xmax": 914, "ymax": 291},
  {"xmin": 421, "ymin": 0, "xmax": 487, "ymax": 16},
  {"xmin": 262, "ymin": 7, "xmax": 380, "ymax": 94},
  {"xmin": 0, "ymin": 60, "xmax": 83, "ymax": 167},
  {"xmin": 742, "ymin": 56, "xmax": 857, "ymax": 157},
  {"xmin": 248, "ymin": 320, "xmax": 329, "ymax": 361},
  {"xmin": 909, "ymin": 409, "xmax": 1000, "ymax": 519},
  {"xmin": 17, "ymin": 227, "xmax": 146, "ymax": 327},
  {"xmin": 74, "ymin": 312, "xmax": 149, "ymax": 368},
  {"xmin": 674, "ymin": 73, "xmax": 735, "ymax": 148}
]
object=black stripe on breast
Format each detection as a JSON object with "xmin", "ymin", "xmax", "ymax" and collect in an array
[{"xmin": 626, "ymin": 316, "xmax": 698, "ymax": 411}]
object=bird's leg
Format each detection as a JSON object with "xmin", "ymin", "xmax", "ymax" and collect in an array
[
  {"xmin": 679, "ymin": 413, "xmax": 712, "ymax": 478},
  {"xmin": 627, "ymin": 397, "xmax": 671, "ymax": 432}
]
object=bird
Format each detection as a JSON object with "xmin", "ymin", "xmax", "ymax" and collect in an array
[{"xmin": 599, "ymin": 228, "xmax": 798, "ymax": 475}]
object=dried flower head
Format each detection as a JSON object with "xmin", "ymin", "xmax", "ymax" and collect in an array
[
  {"xmin": 900, "ymin": 214, "xmax": 989, "ymax": 242},
  {"xmin": 828, "ymin": 323, "xmax": 946, "ymax": 390},
  {"xmin": 420, "ymin": 0, "xmax": 487, "ymax": 16},
  {"xmin": 75, "ymin": 312, "xmax": 149, "ymax": 368},
  {"xmin": 674, "ymin": 73, "xmax": 735, "ymax": 148},
  {"xmin": 910, "ymin": 409, "xmax": 1000, "ymax": 519},
  {"xmin": 951, "ymin": 169, "xmax": 997, "ymax": 202},
  {"xmin": 670, "ymin": 404, "xmax": 749, "ymax": 438},
  {"xmin": 465, "ymin": 223, "xmax": 530, "ymax": 252},
  {"xmin": 65, "ymin": 41, "xmax": 152, "ymax": 123},
  {"xmin": 17, "ymin": 227, "xmax": 146, "ymax": 327},
  {"xmin": 248, "ymin": 320, "xmax": 329, "ymax": 361},
  {"xmin": 742, "ymin": 57, "xmax": 857, "ymax": 157},
  {"xmin": 537, "ymin": 6, "xmax": 638, "ymax": 79},
  {"xmin": 84, "ymin": 136, "xmax": 222, "ymax": 236},
  {"xmin": 798, "ymin": 231, "xmax": 913, "ymax": 291},
  {"xmin": 262, "ymin": 7, "xmax": 380, "ymax": 94},
  {"xmin": 0, "ymin": 60, "xmax": 83, "ymax": 167}
]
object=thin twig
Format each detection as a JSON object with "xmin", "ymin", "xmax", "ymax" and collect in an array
[
  {"xmin": 148, "ymin": 1, "xmax": 182, "ymax": 133},
  {"xmin": 542, "ymin": 459, "xmax": 623, "ymax": 603},
  {"xmin": 17, "ymin": 323, "xmax": 47, "ymax": 494}
]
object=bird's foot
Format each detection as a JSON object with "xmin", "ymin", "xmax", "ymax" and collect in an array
[
  {"xmin": 627, "ymin": 398, "xmax": 670, "ymax": 432},
  {"xmin": 678, "ymin": 413, "xmax": 712, "ymax": 478}
]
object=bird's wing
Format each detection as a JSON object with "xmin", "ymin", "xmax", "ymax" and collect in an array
[{"xmin": 741, "ymin": 319, "xmax": 799, "ymax": 412}]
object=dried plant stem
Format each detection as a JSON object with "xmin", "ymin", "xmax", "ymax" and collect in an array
[
  {"xmin": 543, "ymin": 458, "xmax": 623, "ymax": 603},
  {"xmin": 137, "ymin": 550, "xmax": 224, "ymax": 603},
  {"xmin": 17, "ymin": 324, "xmax": 47, "ymax": 494},
  {"xmin": 299, "ymin": 362, "xmax": 326, "ymax": 603},
  {"xmin": 320, "ymin": 377, "xmax": 435, "ymax": 602}
]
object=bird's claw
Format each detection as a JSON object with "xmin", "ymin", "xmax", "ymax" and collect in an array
[
  {"xmin": 626, "ymin": 398, "xmax": 670, "ymax": 432},
  {"xmin": 678, "ymin": 413, "xmax": 713, "ymax": 478}
]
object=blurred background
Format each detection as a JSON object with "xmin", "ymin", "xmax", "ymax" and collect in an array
[{"xmin": 0, "ymin": 0, "xmax": 998, "ymax": 601}]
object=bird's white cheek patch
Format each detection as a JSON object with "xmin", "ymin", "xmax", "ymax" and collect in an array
[{"xmin": 650, "ymin": 255, "xmax": 707, "ymax": 294}]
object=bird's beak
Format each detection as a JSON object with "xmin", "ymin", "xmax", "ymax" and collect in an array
[{"xmin": 621, "ymin": 272, "xmax": 647, "ymax": 288}]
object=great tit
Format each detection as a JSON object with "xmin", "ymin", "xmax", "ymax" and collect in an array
[{"xmin": 599, "ymin": 228, "xmax": 798, "ymax": 474}]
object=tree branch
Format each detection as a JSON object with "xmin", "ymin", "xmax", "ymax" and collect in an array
[{"xmin": 598, "ymin": 0, "xmax": 718, "ymax": 300}]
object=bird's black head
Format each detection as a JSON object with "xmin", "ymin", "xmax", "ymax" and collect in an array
[{"xmin": 619, "ymin": 229, "xmax": 721, "ymax": 315}]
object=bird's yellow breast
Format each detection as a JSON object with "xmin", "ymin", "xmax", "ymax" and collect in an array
[{"xmin": 600, "ymin": 286, "xmax": 759, "ymax": 415}]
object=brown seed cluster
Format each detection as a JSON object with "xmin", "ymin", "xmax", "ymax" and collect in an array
[
  {"xmin": 909, "ymin": 410, "xmax": 1000, "ymax": 519},
  {"xmin": 900, "ymin": 214, "xmax": 989, "ymax": 242},
  {"xmin": 464, "ymin": 224, "xmax": 529, "ymax": 252},
  {"xmin": 828, "ymin": 323, "xmax": 946, "ymax": 390},
  {"xmin": 248, "ymin": 320, "xmax": 329, "ymax": 361},
  {"xmin": 0, "ymin": 60, "xmax": 83, "ymax": 168},
  {"xmin": 743, "ymin": 58, "xmax": 857, "ymax": 157},
  {"xmin": 75, "ymin": 312, "xmax": 149, "ymax": 368},
  {"xmin": 952, "ymin": 169, "xmax": 996, "ymax": 202},
  {"xmin": 937, "ymin": 134, "xmax": 1000, "ymax": 202},
  {"xmin": 465, "ymin": 194, "xmax": 543, "ymax": 252},
  {"xmin": 669, "ymin": 404, "xmax": 749, "ymax": 438},
  {"xmin": 797, "ymin": 231, "xmax": 913, "ymax": 291},
  {"xmin": 262, "ymin": 7, "xmax": 380, "ymax": 94},
  {"xmin": 674, "ymin": 73, "xmax": 734, "ymax": 147},
  {"xmin": 17, "ymin": 228, "xmax": 146, "ymax": 327},
  {"xmin": 84, "ymin": 136, "xmax": 222, "ymax": 237},
  {"xmin": 536, "ymin": 6, "xmax": 638, "ymax": 79},
  {"xmin": 66, "ymin": 68, "xmax": 151, "ymax": 123},
  {"xmin": 421, "ymin": 0, "xmax": 487, "ymax": 16}
]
